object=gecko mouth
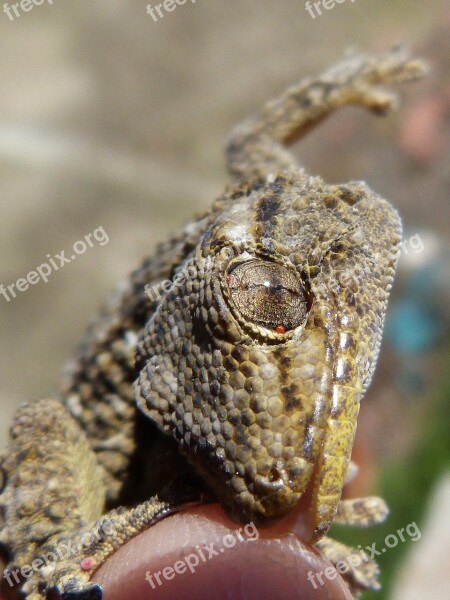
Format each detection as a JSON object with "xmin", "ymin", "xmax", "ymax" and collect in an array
[{"xmin": 92, "ymin": 503, "xmax": 352, "ymax": 600}]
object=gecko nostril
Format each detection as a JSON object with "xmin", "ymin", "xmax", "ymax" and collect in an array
[
  {"xmin": 253, "ymin": 470, "xmax": 285, "ymax": 496},
  {"xmin": 268, "ymin": 467, "xmax": 281, "ymax": 482}
]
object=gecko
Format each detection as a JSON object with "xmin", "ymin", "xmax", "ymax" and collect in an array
[{"xmin": 0, "ymin": 47, "xmax": 426, "ymax": 599}]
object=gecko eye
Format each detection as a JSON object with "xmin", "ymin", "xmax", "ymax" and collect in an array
[{"xmin": 226, "ymin": 260, "xmax": 310, "ymax": 332}]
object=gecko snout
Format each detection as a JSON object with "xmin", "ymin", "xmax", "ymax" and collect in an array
[{"xmin": 215, "ymin": 450, "xmax": 315, "ymax": 521}]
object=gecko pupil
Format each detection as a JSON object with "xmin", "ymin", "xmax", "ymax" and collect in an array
[{"xmin": 227, "ymin": 259, "xmax": 308, "ymax": 331}]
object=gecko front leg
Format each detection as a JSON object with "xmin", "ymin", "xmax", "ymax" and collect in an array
[
  {"xmin": 0, "ymin": 399, "xmax": 105, "ymax": 599},
  {"xmin": 0, "ymin": 400, "xmax": 175, "ymax": 600},
  {"xmin": 226, "ymin": 46, "xmax": 426, "ymax": 181}
]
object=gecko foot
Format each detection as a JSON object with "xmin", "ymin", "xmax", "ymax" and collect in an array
[
  {"xmin": 315, "ymin": 495, "xmax": 389, "ymax": 597},
  {"xmin": 48, "ymin": 582, "xmax": 103, "ymax": 600}
]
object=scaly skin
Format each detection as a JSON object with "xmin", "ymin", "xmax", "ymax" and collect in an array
[{"xmin": 0, "ymin": 47, "xmax": 426, "ymax": 599}]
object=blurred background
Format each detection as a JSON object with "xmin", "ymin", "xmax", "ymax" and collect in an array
[{"xmin": 0, "ymin": 1, "xmax": 449, "ymax": 598}]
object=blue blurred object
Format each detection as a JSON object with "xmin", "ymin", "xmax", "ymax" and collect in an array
[
  {"xmin": 386, "ymin": 259, "xmax": 445, "ymax": 355},
  {"xmin": 387, "ymin": 299, "xmax": 441, "ymax": 354}
]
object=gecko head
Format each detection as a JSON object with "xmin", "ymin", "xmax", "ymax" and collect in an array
[{"xmin": 135, "ymin": 172, "xmax": 401, "ymax": 526}]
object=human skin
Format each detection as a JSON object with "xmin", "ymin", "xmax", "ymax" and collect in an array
[{"xmin": 93, "ymin": 504, "xmax": 353, "ymax": 600}]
